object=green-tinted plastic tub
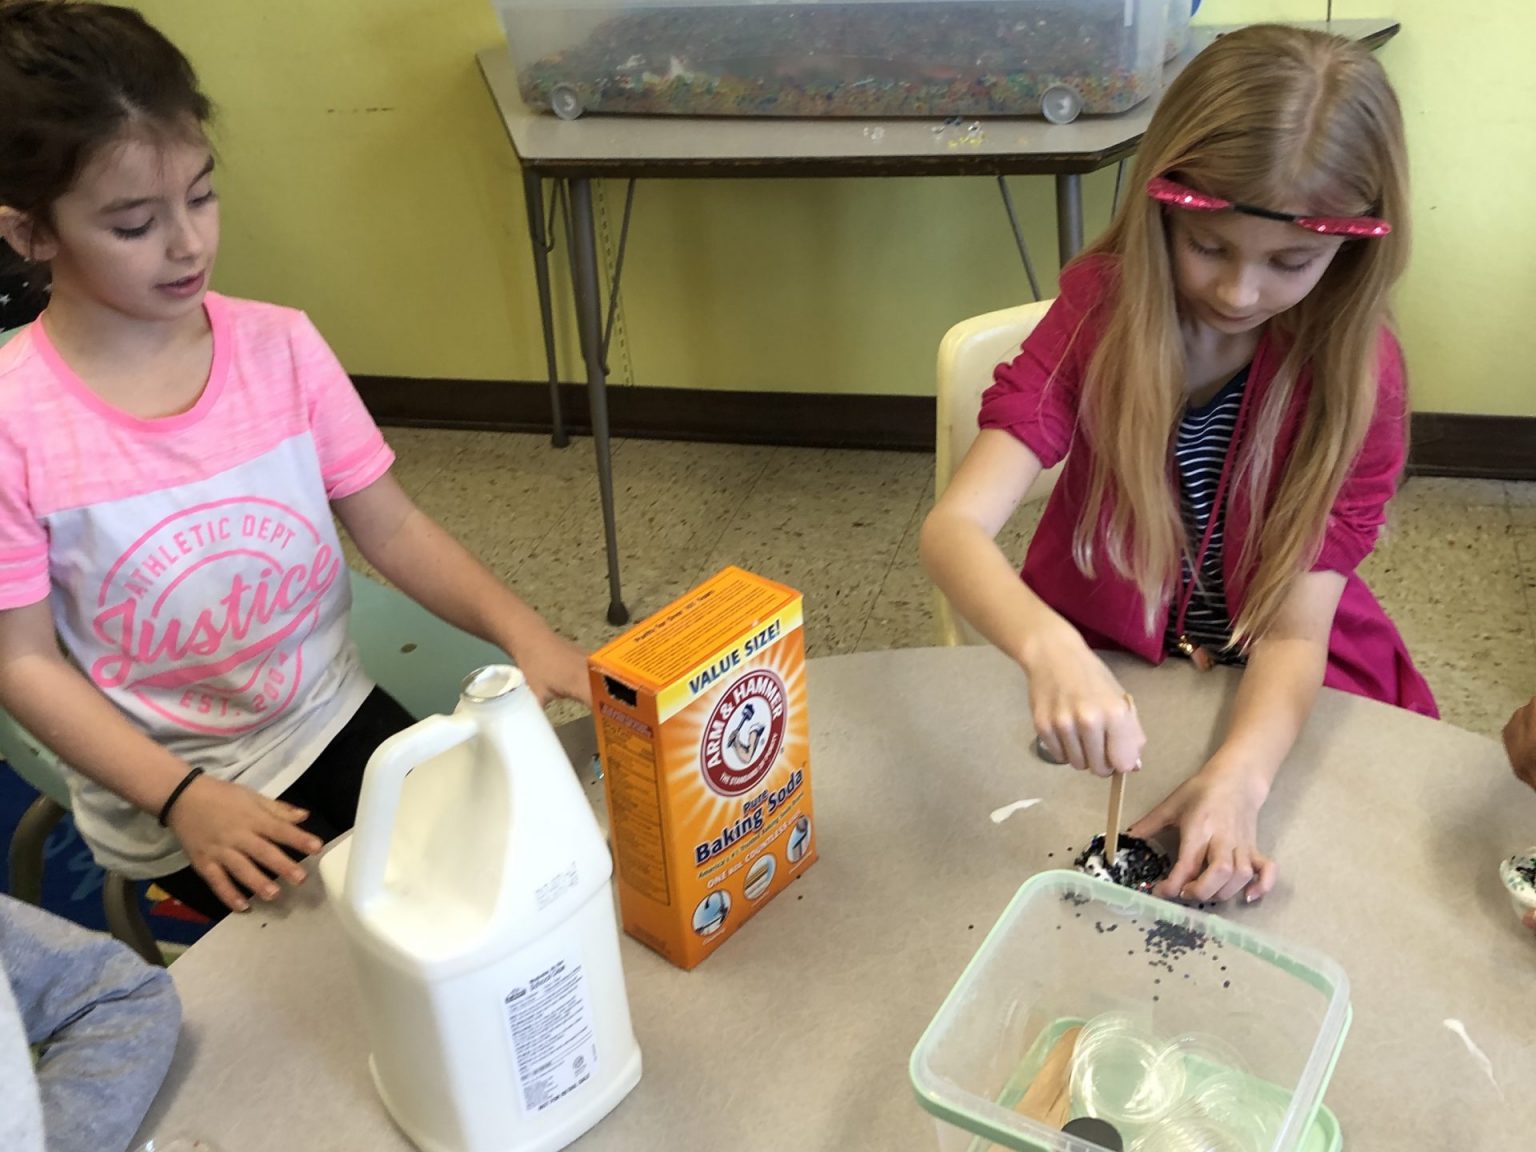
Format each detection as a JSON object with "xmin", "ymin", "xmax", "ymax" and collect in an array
[{"xmin": 911, "ymin": 872, "xmax": 1351, "ymax": 1152}]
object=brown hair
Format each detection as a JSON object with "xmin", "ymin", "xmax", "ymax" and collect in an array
[
  {"xmin": 1075, "ymin": 24, "xmax": 1410, "ymax": 647},
  {"xmin": 0, "ymin": 1, "xmax": 211, "ymax": 263}
]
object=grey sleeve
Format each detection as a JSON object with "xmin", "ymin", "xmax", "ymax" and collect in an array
[
  {"xmin": 0, "ymin": 965, "xmax": 45, "ymax": 1152},
  {"xmin": 0, "ymin": 895, "xmax": 182, "ymax": 1152}
]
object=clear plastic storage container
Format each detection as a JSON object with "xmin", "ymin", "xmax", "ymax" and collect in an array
[
  {"xmin": 493, "ymin": 0, "xmax": 1166, "ymax": 122},
  {"xmin": 910, "ymin": 872, "xmax": 1351, "ymax": 1152},
  {"xmin": 1163, "ymin": 0, "xmax": 1191, "ymax": 60}
]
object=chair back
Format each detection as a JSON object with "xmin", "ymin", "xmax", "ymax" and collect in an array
[{"xmin": 934, "ymin": 301, "xmax": 1063, "ymax": 646}]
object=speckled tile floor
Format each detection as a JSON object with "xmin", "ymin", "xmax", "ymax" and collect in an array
[{"xmin": 363, "ymin": 427, "xmax": 1536, "ymax": 741}]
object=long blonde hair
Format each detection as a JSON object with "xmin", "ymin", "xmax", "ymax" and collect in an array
[{"xmin": 1075, "ymin": 24, "xmax": 1410, "ymax": 648}]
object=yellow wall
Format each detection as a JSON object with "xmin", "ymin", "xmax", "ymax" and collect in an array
[
  {"xmin": 133, "ymin": 0, "xmax": 1535, "ymax": 415},
  {"xmin": 1345, "ymin": 0, "xmax": 1536, "ymax": 417}
]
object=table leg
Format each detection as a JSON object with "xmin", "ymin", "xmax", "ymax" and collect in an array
[
  {"xmin": 523, "ymin": 168, "xmax": 568, "ymax": 449},
  {"xmin": 567, "ymin": 178, "xmax": 630, "ymax": 627},
  {"xmin": 996, "ymin": 176, "xmax": 1042, "ymax": 302},
  {"xmin": 1055, "ymin": 173, "xmax": 1085, "ymax": 266}
]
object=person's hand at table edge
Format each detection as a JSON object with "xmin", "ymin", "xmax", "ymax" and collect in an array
[
  {"xmin": 1501, "ymin": 697, "xmax": 1536, "ymax": 792},
  {"xmin": 1128, "ymin": 757, "xmax": 1277, "ymax": 905}
]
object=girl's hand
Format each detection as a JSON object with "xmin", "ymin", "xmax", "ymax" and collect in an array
[
  {"xmin": 166, "ymin": 775, "xmax": 323, "ymax": 913},
  {"xmin": 1501, "ymin": 697, "xmax": 1536, "ymax": 791},
  {"xmin": 512, "ymin": 624, "xmax": 592, "ymax": 707},
  {"xmin": 1129, "ymin": 759, "xmax": 1277, "ymax": 904},
  {"xmin": 1023, "ymin": 626, "xmax": 1146, "ymax": 777}
]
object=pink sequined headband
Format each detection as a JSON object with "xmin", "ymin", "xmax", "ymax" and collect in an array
[{"xmin": 1146, "ymin": 175, "xmax": 1391, "ymax": 238}]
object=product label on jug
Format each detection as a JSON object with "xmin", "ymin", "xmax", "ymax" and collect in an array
[
  {"xmin": 535, "ymin": 861, "xmax": 580, "ymax": 911},
  {"xmin": 503, "ymin": 945, "xmax": 598, "ymax": 1114}
]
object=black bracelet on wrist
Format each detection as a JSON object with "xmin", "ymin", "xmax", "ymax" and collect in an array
[{"xmin": 157, "ymin": 767, "xmax": 205, "ymax": 827}]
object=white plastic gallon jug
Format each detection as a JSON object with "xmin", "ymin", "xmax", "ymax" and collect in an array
[{"xmin": 319, "ymin": 665, "xmax": 641, "ymax": 1152}]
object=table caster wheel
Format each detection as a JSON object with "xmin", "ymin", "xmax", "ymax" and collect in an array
[
  {"xmin": 1041, "ymin": 85, "xmax": 1083, "ymax": 125},
  {"xmin": 551, "ymin": 84, "xmax": 585, "ymax": 121}
]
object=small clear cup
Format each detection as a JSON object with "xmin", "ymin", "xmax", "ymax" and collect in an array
[
  {"xmin": 1128, "ymin": 1113, "xmax": 1252, "ymax": 1152},
  {"xmin": 1183, "ymin": 1072, "xmax": 1286, "ymax": 1152},
  {"xmin": 1070, "ymin": 1013, "xmax": 1186, "ymax": 1130},
  {"xmin": 1152, "ymin": 1032, "xmax": 1248, "ymax": 1084},
  {"xmin": 133, "ymin": 1138, "xmax": 226, "ymax": 1152}
]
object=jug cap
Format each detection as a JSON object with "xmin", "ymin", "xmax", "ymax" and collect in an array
[{"xmin": 461, "ymin": 664, "xmax": 526, "ymax": 702}]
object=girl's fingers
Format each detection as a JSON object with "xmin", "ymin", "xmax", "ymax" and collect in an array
[
  {"xmin": 1079, "ymin": 717, "xmax": 1111, "ymax": 779},
  {"xmin": 1034, "ymin": 733, "xmax": 1069, "ymax": 766},
  {"xmin": 270, "ymin": 800, "xmax": 310, "ymax": 824},
  {"xmin": 248, "ymin": 834, "xmax": 308, "ymax": 887},
  {"xmin": 1156, "ymin": 832, "xmax": 1207, "ymax": 900},
  {"xmin": 1213, "ymin": 848, "xmax": 1255, "ymax": 904},
  {"xmin": 1181, "ymin": 847, "xmax": 1236, "ymax": 904},
  {"xmin": 1035, "ymin": 722, "xmax": 1066, "ymax": 765},
  {"xmin": 261, "ymin": 813, "xmax": 323, "ymax": 858},
  {"xmin": 1054, "ymin": 722, "xmax": 1089, "ymax": 775},
  {"xmin": 222, "ymin": 850, "xmax": 282, "ymax": 903},
  {"xmin": 1105, "ymin": 707, "xmax": 1146, "ymax": 775},
  {"xmin": 197, "ymin": 861, "xmax": 250, "ymax": 914},
  {"xmin": 1247, "ymin": 853, "xmax": 1278, "ymax": 902}
]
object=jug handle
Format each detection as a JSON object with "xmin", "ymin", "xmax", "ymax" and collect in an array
[{"xmin": 344, "ymin": 714, "xmax": 478, "ymax": 911}]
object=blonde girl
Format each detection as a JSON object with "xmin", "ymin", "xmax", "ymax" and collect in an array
[{"xmin": 921, "ymin": 24, "xmax": 1433, "ymax": 905}]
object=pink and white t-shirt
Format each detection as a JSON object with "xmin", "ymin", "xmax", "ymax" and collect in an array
[{"xmin": 0, "ymin": 293, "xmax": 394, "ymax": 878}]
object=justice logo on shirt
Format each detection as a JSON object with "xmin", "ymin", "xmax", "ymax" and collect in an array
[{"xmin": 87, "ymin": 497, "xmax": 342, "ymax": 735}]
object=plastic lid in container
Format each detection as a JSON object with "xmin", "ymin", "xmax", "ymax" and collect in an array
[{"xmin": 909, "ymin": 871, "xmax": 1351, "ymax": 1152}]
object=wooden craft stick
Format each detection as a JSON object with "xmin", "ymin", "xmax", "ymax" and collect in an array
[
  {"xmin": 1014, "ymin": 1025, "xmax": 1082, "ymax": 1123},
  {"xmin": 1105, "ymin": 692, "xmax": 1135, "ymax": 862},
  {"xmin": 1106, "ymin": 773, "xmax": 1126, "ymax": 864}
]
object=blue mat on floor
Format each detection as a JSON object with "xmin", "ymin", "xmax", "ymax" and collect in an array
[{"xmin": 1, "ymin": 762, "xmax": 211, "ymax": 946}]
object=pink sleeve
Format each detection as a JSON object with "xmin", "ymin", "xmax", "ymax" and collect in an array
[
  {"xmin": 976, "ymin": 258, "xmax": 1108, "ymax": 469},
  {"xmin": 0, "ymin": 426, "xmax": 49, "ymax": 610},
  {"xmin": 290, "ymin": 314, "xmax": 395, "ymax": 500},
  {"xmin": 1312, "ymin": 329, "xmax": 1409, "ymax": 575}
]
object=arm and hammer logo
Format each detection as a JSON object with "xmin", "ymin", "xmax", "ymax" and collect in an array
[{"xmin": 699, "ymin": 669, "xmax": 787, "ymax": 797}]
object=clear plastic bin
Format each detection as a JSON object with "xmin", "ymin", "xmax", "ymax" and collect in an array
[
  {"xmin": 493, "ymin": 0, "xmax": 1167, "ymax": 122},
  {"xmin": 1163, "ymin": 0, "xmax": 1191, "ymax": 60},
  {"xmin": 910, "ymin": 872, "xmax": 1351, "ymax": 1152}
]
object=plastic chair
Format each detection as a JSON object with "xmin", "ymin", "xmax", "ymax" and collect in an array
[
  {"xmin": 2, "ymin": 570, "xmax": 504, "ymax": 964},
  {"xmin": 933, "ymin": 300, "xmax": 1063, "ymax": 647}
]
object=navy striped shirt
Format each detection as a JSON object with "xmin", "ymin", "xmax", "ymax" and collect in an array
[{"xmin": 1164, "ymin": 368, "xmax": 1250, "ymax": 665}]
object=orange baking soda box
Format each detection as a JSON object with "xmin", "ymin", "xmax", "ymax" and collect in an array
[{"xmin": 588, "ymin": 566, "xmax": 816, "ymax": 970}]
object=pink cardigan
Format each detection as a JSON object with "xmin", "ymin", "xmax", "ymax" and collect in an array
[{"xmin": 978, "ymin": 256, "xmax": 1437, "ymax": 718}]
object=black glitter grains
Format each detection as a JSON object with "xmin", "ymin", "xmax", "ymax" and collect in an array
[
  {"xmin": 1142, "ymin": 920, "xmax": 1209, "ymax": 975},
  {"xmin": 1072, "ymin": 834, "xmax": 1172, "ymax": 893}
]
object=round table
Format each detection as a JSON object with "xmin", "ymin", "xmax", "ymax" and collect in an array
[{"xmin": 133, "ymin": 647, "xmax": 1535, "ymax": 1150}]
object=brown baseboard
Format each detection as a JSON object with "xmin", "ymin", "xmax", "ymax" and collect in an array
[
  {"xmin": 354, "ymin": 376, "xmax": 1536, "ymax": 480},
  {"xmin": 352, "ymin": 375, "xmax": 935, "ymax": 452},
  {"xmin": 1407, "ymin": 413, "xmax": 1536, "ymax": 481}
]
